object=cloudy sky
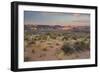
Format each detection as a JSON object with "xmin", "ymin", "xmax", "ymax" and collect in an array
[{"xmin": 24, "ymin": 11, "xmax": 90, "ymax": 26}]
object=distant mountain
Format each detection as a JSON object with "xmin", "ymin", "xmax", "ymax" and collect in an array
[
  {"xmin": 24, "ymin": 24, "xmax": 90, "ymax": 33},
  {"xmin": 70, "ymin": 26, "xmax": 90, "ymax": 32}
]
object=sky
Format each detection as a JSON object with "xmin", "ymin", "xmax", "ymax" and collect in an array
[{"xmin": 24, "ymin": 11, "xmax": 90, "ymax": 26}]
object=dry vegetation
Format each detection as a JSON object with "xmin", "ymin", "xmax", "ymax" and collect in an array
[{"xmin": 24, "ymin": 27, "xmax": 90, "ymax": 62}]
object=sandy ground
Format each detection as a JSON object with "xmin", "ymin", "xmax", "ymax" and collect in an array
[{"xmin": 24, "ymin": 40, "xmax": 90, "ymax": 62}]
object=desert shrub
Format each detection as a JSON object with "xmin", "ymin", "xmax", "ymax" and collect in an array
[
  {"xmin": 36, "ymin": 36, "xmax": 41, "ymax": 40},
  {"xmin": 39, "ymin": 55, "xmax": 42, "ymax": 57},
  {"xmin": 32, "ymin": 38, "xmax": 37, "ymax": 41},
  {"xmin": 56, "ymin": 43, "xmax": 60, "ymax": 46},
  {"xmin": 32, "ymin": 35, "xmax": 44, "ymax": 41},
  {"xmin": 46, "ymin": 32, "xmax": 57, "ymax": 39},
  {"xmin": 28, "ymin": 41, "xmax": 36, "ymax": 45},
  {"xmin": 24, "ymin": 35, "xmax": 31, "ymax": 41},
  {"xmin": 56, "ymin": 50, "xmax": 65, "ymax": 60},
  {"xmin": 32, "ymin": 49, "xmax": 35, "ymax": 53},
  {"xmin": 58, "ymin": 33, "xmax": 62, "ymax": 37},
  {"xmin": 31, "ymin": 36, "xmax": 38, "ymax": 41},
  {"xmin": 32, "ymin": 41, "xmax": 36, "ymax": 44},
  {"xmin": 42, "ymin": 48, "xmax": 48, "ymax": 51},
  {"xmin": 61, "ymin": 42, "xmax": 74, "ymax": 55},
  {"xmin": 72, "ymin": 36, "xmax": 77, "ymax": 40},
  {"xmin": 74, "ymin": 38, "xmax": 90, "ymax": 52},
  {"xmin": 62, "ymin": 36, "xmax": 68, "ymax": 41},
  {"xmin": 42, "ymin": 35, "xmax": 48, "ymax": 40},
  {"xmin": 50, "ymin": 35, "xmax": 56, "ymax": 39},
  {"xmin": 74, "ymin": 41, "xmax": 84, "ymax": 52},
  {"xmin": 83, "ymin": 39, "xmax": 90, "ymax": 50},
  {"xmin": 45, "ymin": 32, "xmax": 51, "ymax": 36}
]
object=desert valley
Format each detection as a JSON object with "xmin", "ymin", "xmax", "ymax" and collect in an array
[{"xmin": 24, "ymin": 24, "xmax": 90, "ymax": 62}]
